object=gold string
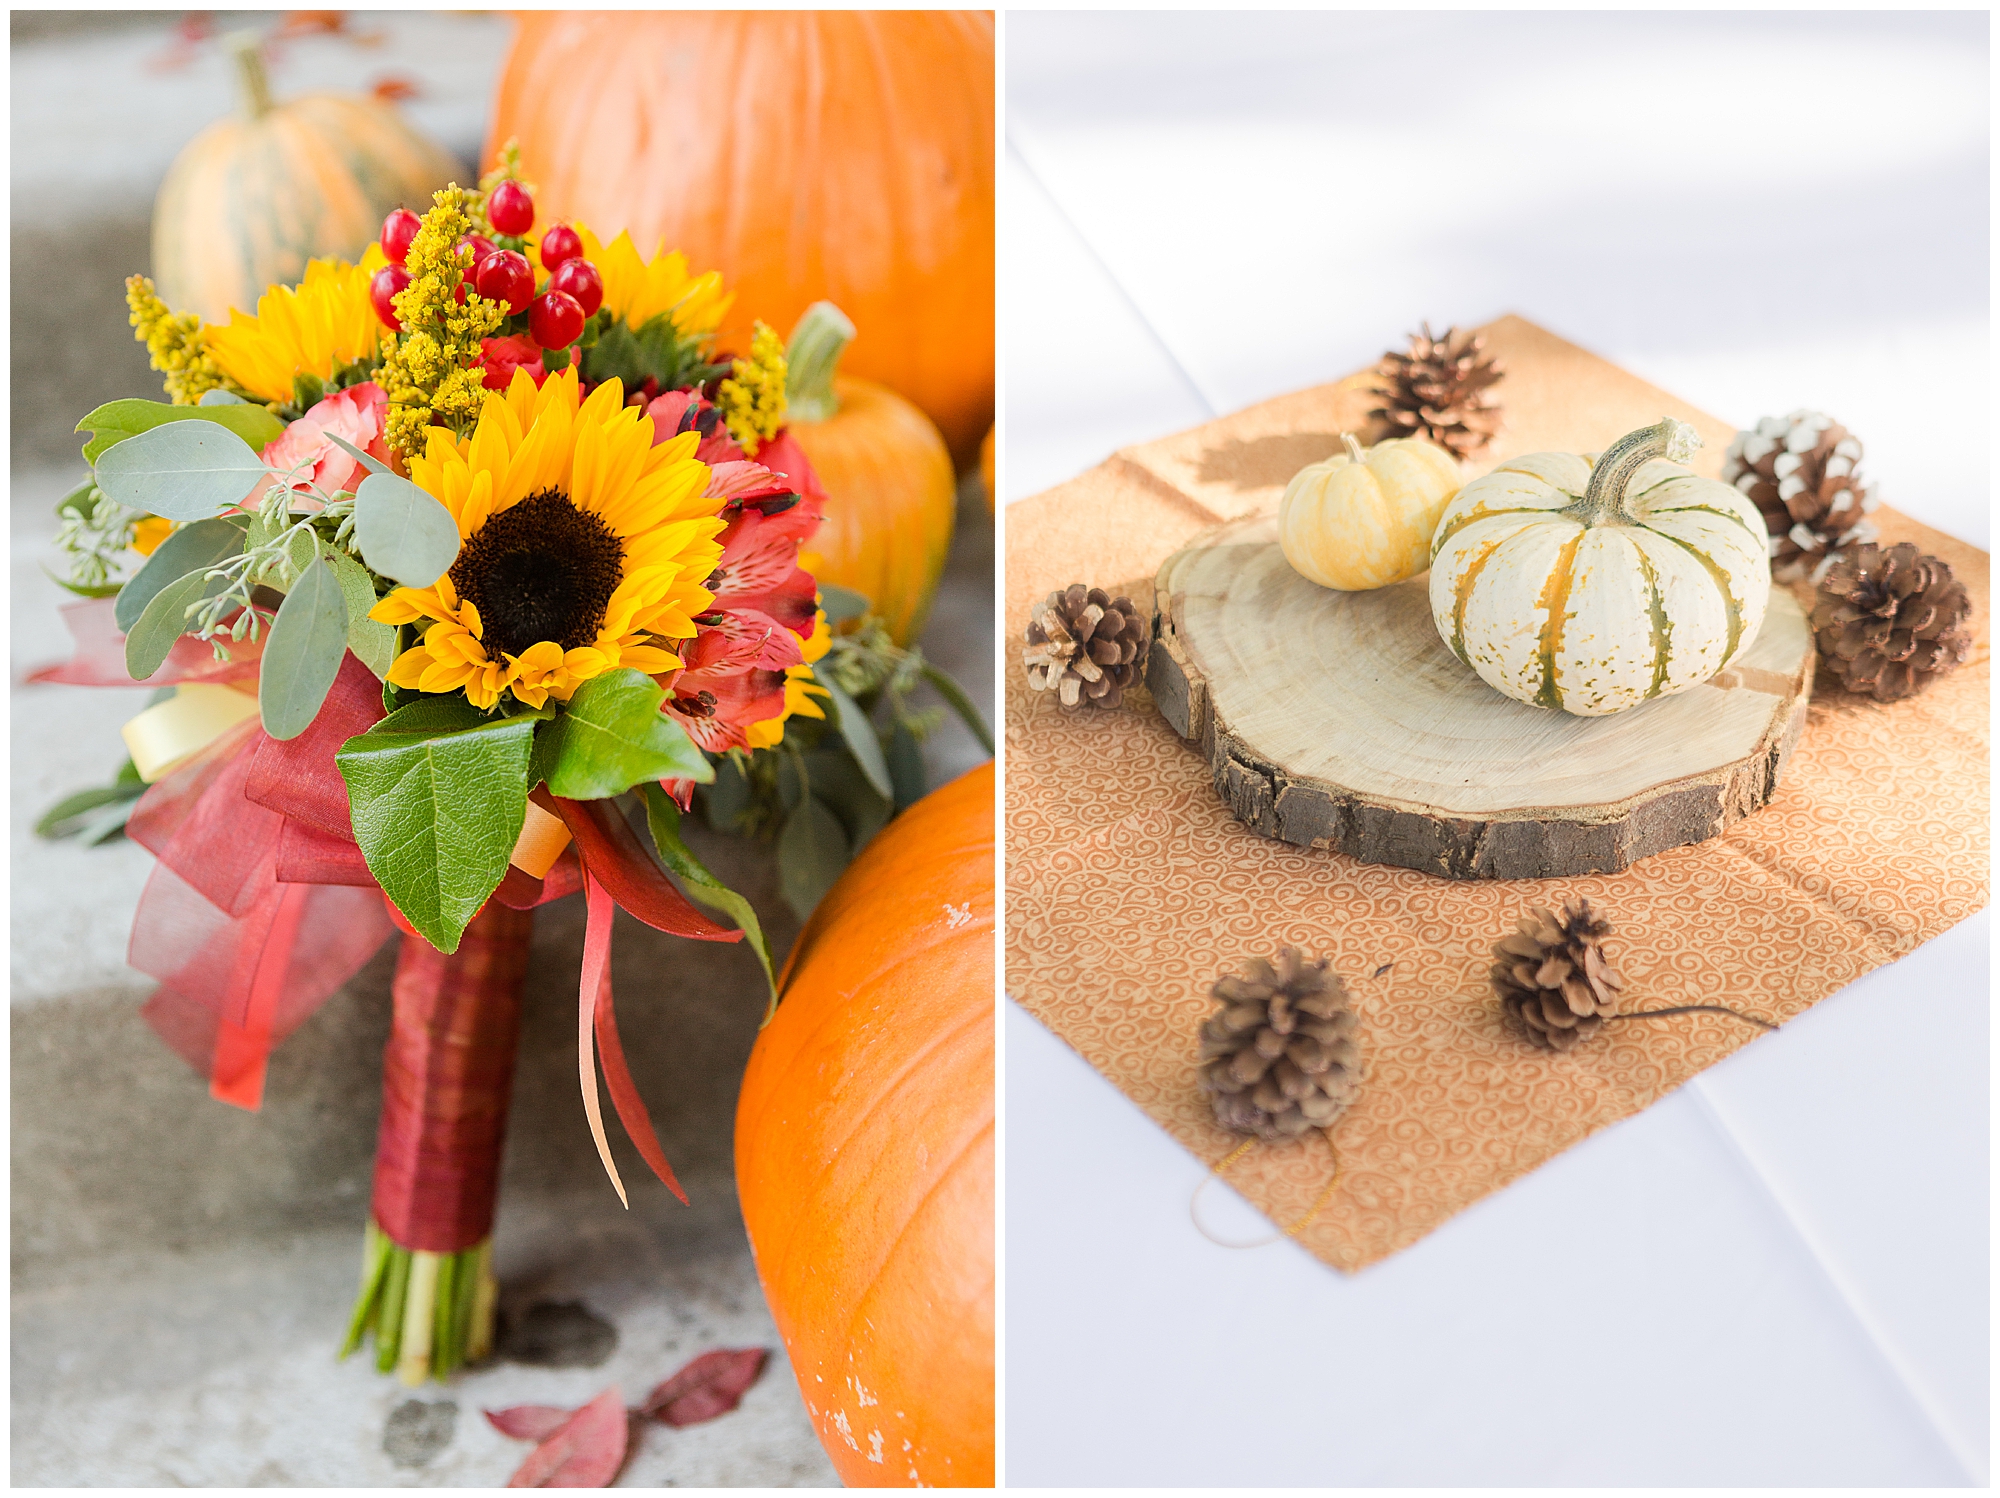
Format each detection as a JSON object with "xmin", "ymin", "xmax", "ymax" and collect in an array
[{"xmin": 1189, "ymin": 1127, "xmax": 1342, "ymax": 1250}]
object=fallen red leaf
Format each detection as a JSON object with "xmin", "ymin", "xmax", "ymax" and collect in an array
[
  {"xmin": 483, "ymin": 1405, "xmax": 573, "ymax": 1443},
  {"xmin": 504, "ymin": 1387, "xmax": 628, "ymax": 1488},
  {"xmin": 638, "ymin": 1348, "xmax": 769, "ymax": 1427}
]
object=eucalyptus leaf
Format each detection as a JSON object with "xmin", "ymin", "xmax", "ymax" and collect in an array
[
  {"xmin": 778, "ymin": 794, "xmax": 850, "ymax": 921},
  {"xmin": 124, "ymin": 570, "xmax": 214, "ymax": 680},
  {"xmin": 324, "ymin": 430, "xmax": 393, "ymax": 480},
  {"xmin": 818, "ymin": 583, "xmax": 870, "ymax": 625},
  {"xmin": 326, "ymin": 548, "xmax": 395, "ymax": 678},
  {"xmin": 536, "ymin": 668, "xmax": 711, "ymax": 799},
  {"xmin": 815, "ymin": 672, "xmax": 893, "ymax": 801},
  {"xmin": 54, "ymin": 477, "xmax": 98, "ymax": 518},
  {"xmin": 198, "ymin": 388, "xmax": 249, "ymax": 406},
  {"xmin": 802, "ymin": 746, "xmax": 892, "ymax": 855},
  {"xmin": 43, "ymin": 569, "xmax": 125, "ymax": 600},
  {"xmin": 113, "ymin": 516, "xmax": 245, "ymax": 631},
  {"xmin": 78, "ymin": 398, "xmax": 283, "ymax": 467},
  {"xmin": 703, "ymin": 755, "xmax": 753, "ymax": 833},
  {"xmin": 886, "ymin": 719, "xmax": 927, "ymax": 810},
  {"xmin": 641, "ymin": 783, "xmax": 777, "ymax": 1015},
  {"xmin": 95, "ymin": 420, "xmax": 269, "ymax": 521},
  {"xmin": 353, "ymin": 471, "xmax": 460, "ymax": 586},
  {"xmin": 920, "ymin": 662, "xmax": 994, "ymax": 756},
  {"xmin": 336, "ymin": 707, "xmax": 539, "ymax": 952},
  {"xmin": 259, "ymin": 557, "xmax": 350, "ymax": 740}
]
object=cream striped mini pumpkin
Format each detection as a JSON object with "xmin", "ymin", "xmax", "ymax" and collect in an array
[{"xmin": 1427, "ymin": 418, "xmax": 1771, "ymax": 717}]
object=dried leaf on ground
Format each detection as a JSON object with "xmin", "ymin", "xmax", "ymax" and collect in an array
[
  {"xmin": 638, "ymin": 1348, "xmax": 770, "ymax": 1427},
  {"xmin": 501, "ymin": 1387, "xmax": 628, "ymax": 1488}
]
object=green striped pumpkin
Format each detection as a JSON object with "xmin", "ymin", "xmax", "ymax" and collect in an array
[{"xmin": 1428, "ymin": 418, "xmax": 1771, "ymax": 717}]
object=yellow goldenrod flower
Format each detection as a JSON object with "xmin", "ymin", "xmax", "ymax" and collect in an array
[
  {"xmin": 125, "ymin": 275, "xmax": 231, "ymax": 405},
  {"xmin": 377, "ymin": 188, "xmax": 507, "ymax": 460},
  {"xmin": 743, "ymin": 610, "xmax": 831, "ymax": 750},
  {"xmin": 370, "ymin": 369, "xmax": 727, "ymax": 711},
  {"xmin": 203, "ymin": 248, "xmax": 389, "ymax": 406},
  {"xmin": 716, "ymin": 322, "xmax": 788, "ymax": 457},
  {"xmin": 567, "ymin": 226, "xmax": 732, "ymax": 338}
]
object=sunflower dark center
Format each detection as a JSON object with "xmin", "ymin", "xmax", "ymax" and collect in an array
[{"xmin": 448, "ymin": 488, "xmax": 624, "ymax": 659}]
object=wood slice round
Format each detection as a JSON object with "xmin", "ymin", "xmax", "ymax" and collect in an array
[{"xmin": 1144, "ymin": 514, "xmax": 1815, "ymax": 879}]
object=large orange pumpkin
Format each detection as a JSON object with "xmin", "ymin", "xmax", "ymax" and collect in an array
[
  {"xmin": 153, "ymin": 34, "xmax": 461, "ymax": 321},
  {"xmin": 736, "ymin": 762, "xmax": 994, "ymax": 1487},
  {"xmin": 487, "ymin": 11, "xmax": 995, "ymax": 465},
  {"xmin": 780, "ymin": 304, "xmax": 957, "ymax": 646}
]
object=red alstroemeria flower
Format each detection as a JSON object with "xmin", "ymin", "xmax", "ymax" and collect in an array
[
  {"xmin": 660, "ymin": 627, "xmax": 790, "ymax": 755},
  {"xmin": 259, "ymin": 381, "xmax": 388, "ymax": 501},
  {"xmin": 707, "ymin": 507, "xmax": 819, "ymax": 647}
]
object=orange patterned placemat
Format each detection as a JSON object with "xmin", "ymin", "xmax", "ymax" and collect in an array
[{"xmin": 1004, "ymin": 316, "xmax": 1990, "ymax": 1272}]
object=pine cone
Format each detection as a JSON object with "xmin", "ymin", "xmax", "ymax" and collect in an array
[
  {"xmin": 1370, "ymin": 323, "xmax": 1504, "ymax": 460},
  {"xmin": 1493, "ymin": 899, "xmax": 1624, "ymax": 1052},
  {"xmin": 1811, "ymin": 542, "xmax": 1973, "ymax": 702},
  {"xmin": 1022, "ymin": 584, "xmax": 1149, "ymax": 709},
  {"xmin": 1197, "ymin": 949, "xmax": 1362, "ymax": 1140},
  {"xmin": 1721, "ymin": 411, "xmax": 1880, "ymax": 582}
]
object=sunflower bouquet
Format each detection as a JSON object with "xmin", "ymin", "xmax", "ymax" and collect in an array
[{"xmin": 37, "ymin": 156, "xmax": 985, "ymax": 1384}]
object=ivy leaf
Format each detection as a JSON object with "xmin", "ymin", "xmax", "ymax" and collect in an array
[
  {"xmin": 325, "ymin": 547, "xmax": 395, "ymax": 678},
  {"xmin": 535, "ymin": 668, "xmax": 711, "ymax": 799},
  {"xmin": 94, "ymin": 420, "xmax": 269, "ymax": 521},
  {"xmin": 76, "ymin": 397, "xmax": 283, "ymax": 466},
  {"xmin": 641, "ymin": 784, "xmax": 776, "ymax": 1015},
  {"xmin": 778, "ymin": 793, "xmax": 849, "ymax": 921},
  {"xmin": 258, "ymin": 556, "xmax": 350, "ymax": 740},
  {"xmin": 814, "ymin": 672, "xmax": 893, "ymax": 801},
  {"xmin": 113, "ymin": 516, "xmax": 246, "ymax": 631},
  {"xmin": 353, "ymin": 471, "xmax": 460, "ymax": 586},
  {"xmin": 335, "ymin": 699, "xmax": 538, "ymax": 952},
  {"xmin": 124, "ymin": 570, "xmax": 216, "ymax": 680},
  {"xmin": 817, "ymin": 583, "xmax": 870, "ymax": 625}
]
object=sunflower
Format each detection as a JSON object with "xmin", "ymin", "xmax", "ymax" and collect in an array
[
  {"xmin": 205, "ymin": 246, "xmax": 390, "ymax": 404},
  {"xmin": 370, "ymin": 369, "xmax": 726, "ymax": 711},
  {"xmin": 743, "ymin": 610, "xmax": 831, "ymax": 750},
  {"xmin": 570, "ymin": 226, "xmax": 733, "ymax": 336}
]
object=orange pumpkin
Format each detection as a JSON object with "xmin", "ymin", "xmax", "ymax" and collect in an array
[
  {"xmin": 153, "ymin": 35, "xmax": 460, "ymax": 322},
  {"xmin": 779, "ymin": 303, "xmax": 957, "ymax": 646},
  {"xmin": 487, "ymin": 11, "xmax": 994, "ymax": 465},
  {"xmin": 979, "ymin": 425, "xmax": 996, "ymax": 514},
  {"xmin": 736, "ymin": 761, "xmax": 993, "ymax": 1488}
]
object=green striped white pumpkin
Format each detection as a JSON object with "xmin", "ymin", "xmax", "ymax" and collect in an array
[{"xmin": 1428, "ymin": 419, "xmax": 1771, "ymax": 717}]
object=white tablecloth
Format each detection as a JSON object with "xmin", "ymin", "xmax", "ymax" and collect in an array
[{"xmin": 1001, "ymin": 11, "xmax": 1988, "ymax": 1485}]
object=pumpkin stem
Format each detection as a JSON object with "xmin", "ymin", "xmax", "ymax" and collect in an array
[
  {"xmin": 1576, "ymin": 417, "xmax": 1702, "ymax": 523},
  {"xmin": 227, "ymin": 32, "xmax": 274, "ymax": 120},
  {"xmin": 1339, "ymin": 432, "xmax": 1366, "ymax": 464},
  {"xmin": 784, "ymin": 301, "xmax": 855, "ymax": 424}
]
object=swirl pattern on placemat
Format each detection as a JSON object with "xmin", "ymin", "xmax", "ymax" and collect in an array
[{"xmin": 1004, "ymin": 322, "xmax": 1989, "ymax": 1273}]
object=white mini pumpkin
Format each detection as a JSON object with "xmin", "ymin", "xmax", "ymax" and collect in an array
[
  {"xmin": 1278, "ymin": 434, "xmax": 1461, "ymax": 591},
  {"xmin": 1428, "ymin": 418, "xmax": 1770, "ymax": 717}
]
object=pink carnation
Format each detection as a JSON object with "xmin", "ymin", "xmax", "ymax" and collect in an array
[{"xmin": 259, "ymin": 382, "xmax": 389, "ymax": 502}]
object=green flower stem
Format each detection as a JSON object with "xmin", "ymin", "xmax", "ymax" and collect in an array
[
  {"xmin": 783, "ymin": 302, "xmax": 856, "ymax": 424},
  {"xmin": 341, "ymin": 1220, "xmax": 497, "ymax": 1383},
  {"xmin": 920, "ymin": 663, "xmax": 994, "ymax": 755}
]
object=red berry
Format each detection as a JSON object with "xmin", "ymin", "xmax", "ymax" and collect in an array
[
  {"xmin": 369, "ymin": 265, "xmax": 411, "ymax": 329},
  {"xmin": 380, "ymin": 208, "xmax": 421, "ymax": 266},
  {"xmin": 476, "ymin": 249, "xmax": 535, "ymax": 315},
  {"xmin": 549, "ymin": 257, "xmax": 604, "ymax": 318},
  {"xmin": 455, "ymin": 233, "xmax": 495, "ymax": 277},
  {"xmin": 540, "ymin": 223, "xmax": 583, "ymax": 270},
  {"xmin": 487, "ymin": 179, "xmax": 534, "ymax": 236},
  {"xmin": 529, "ymin": 289, "xmax": 585, "ymax": 350}
]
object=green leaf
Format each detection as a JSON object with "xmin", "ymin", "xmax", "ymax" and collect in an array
[
  {"xmin": 352, "ymin": 472, "xmax": 460, "ymax": 586},
  {"xmin": 77, "ymin": 397, "xmax": 283, "ymax": 467},
  {"xmin": 54, "ymin": 477, "xmax": 98, "ymax": 518},
  {"xmin": 802, "ymin": 746, "xmax": 892, "ymax": 856},
  {"xmin": 815, "ymin": 672, "xmax": 893, "ymax": 801},
  {"xmin": 887, "ymin": 719, "xmax": 927, "ymax": 811},
  {"xmin": 42, "ymin": 568, "xmax": 125, "ymax": 599},
  {"xmin": 641, "ymin": 783, "xmax": 777, "ymax": 1016},
  {"xmin": 94, "ymin": 420, "xmax": 269, "ymax": 522},
  {"xmin": 35, "ymin": 775, "xmax": 146, "ymax": 840},
  {"xmin": 703, "ymin": 754, "xmax": 752, "ymax": 833},
  {"xmin": 326, "ymin": 547, "xmax": 395, "ymax": 678},
  {"xmin": 920, "ymin": 662, "xmax": 995, "ymax": 756},
  {"xmin": 124, "ymin": 570, "xmax": 215, "ymax": 680},
  {"xmin": 259, "ymin": 556, "xmax": 350, "ymax": 740},
  {"xmin": 336, "ymin": 705, "xmax": 539, "ymax": 952},
  {"xmin": 778, "ymin": 794, "xmax": 850, "ymax": 922},
  {"xmin": 818, "ymin": 583, "xmax": 870, "ymax": 624},
  {"xmin": 113, "ymin": 516, "xmax": 246, "ymax": 632},
  {"xmin": 535, "ymin": 668, "xmax": 711, "ymax": 799}
]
